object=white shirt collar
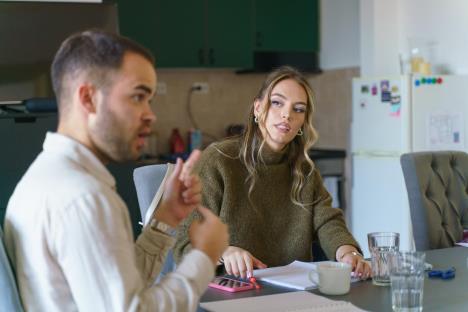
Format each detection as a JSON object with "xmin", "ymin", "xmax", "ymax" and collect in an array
[{"xmin": 43, "ymin": 132, "xmax": 116, "ymax": 189}]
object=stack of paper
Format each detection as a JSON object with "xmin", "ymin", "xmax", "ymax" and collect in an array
[
  {"xmin": 253, "ymin": 261, "xmax": 360, "ymax": 290},
  {"xmin": 200, "ymin": 291, "xmax": 367, "ymax": 312}
]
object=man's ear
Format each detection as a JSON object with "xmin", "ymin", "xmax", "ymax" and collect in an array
[{"xmin": 77, "ymin": 83, "xmax": 97, "ymax": 114}]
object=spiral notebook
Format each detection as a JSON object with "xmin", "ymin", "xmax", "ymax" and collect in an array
[{"xmin": 200, "ymin": 291, "xmax": 367, "ymax": 312}]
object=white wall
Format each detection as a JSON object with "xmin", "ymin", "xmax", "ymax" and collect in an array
[
  {"xmin": 400, "ymin": 0, "xmax": 468, "ymax": 74},
  {"xmin": 361, "ymin": 0, "xmax": 468, "ymax": 76},
  {"xmin": 359, "ymin": 0, "xmax": 401, "ymax": 76},
  {"xmin": 320, "ymin": 0, "xmax": 360, "ymax": 70}
]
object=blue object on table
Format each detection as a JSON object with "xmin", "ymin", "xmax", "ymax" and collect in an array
[{"xmin": 428, "ymin": 267, "xmax": 456, "ymax": 279}]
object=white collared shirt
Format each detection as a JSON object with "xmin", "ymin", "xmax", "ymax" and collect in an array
[{"xmin": 4, "ymin": 132, "xmax": 214, "ymax": 312}]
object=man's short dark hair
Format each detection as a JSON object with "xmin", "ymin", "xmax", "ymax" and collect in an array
[{"xmin": 51, "ymin": 29, "xmax": 154, "ymax": 115}]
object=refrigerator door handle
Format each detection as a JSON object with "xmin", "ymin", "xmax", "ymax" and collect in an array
[{"xmin": 352, "ymin": 150, "xmax": 402, "ymax": 158}]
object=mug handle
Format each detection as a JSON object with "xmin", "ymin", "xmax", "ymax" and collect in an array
[{"xmin": 308, "ymin": 269, "xmax": 319, "ymax": 285}]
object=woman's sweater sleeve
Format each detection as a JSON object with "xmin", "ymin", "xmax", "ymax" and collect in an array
[
  {"xmin": 311, "ymin": 169, "xmax": 361, "ymax": 260},
  {"xmin": 173, "ymin": 145, "xmax": 225, "ymax": 263}
]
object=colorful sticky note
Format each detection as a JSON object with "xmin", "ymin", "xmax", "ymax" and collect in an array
[{"xmin": 390, "ymin": 103, "xmax": 401, "ymax": 117}]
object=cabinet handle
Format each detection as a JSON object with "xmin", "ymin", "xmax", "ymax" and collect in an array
[
  {"xmin": 208, "ymin": 48, "xmax": 215, "ymax": 65},
  {"xmin": 256, "ymin": 32, "xmax": 262, "ymax": 48},
  {"xmin": 198, "ymin": 48, "xmax": 205, "ymax": 65}
]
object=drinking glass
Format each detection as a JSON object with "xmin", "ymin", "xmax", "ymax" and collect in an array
[
  {"xmin": 367, "ymin": 232, "xmax": 400, "ymax": 286},
  {"xmin": 390, "ymin": 251, "xmax": 426, "ymax": 312}
]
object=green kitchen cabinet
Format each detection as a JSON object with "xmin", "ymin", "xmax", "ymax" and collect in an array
[
  {"xmin": 254, "ymin": 0, "xmax": 319, "ymax": 52},
  {"xmin": 117, "ymin": 0, "xmax": 204, "ymax": 67},
  {"xmin": 116, "ymin": 0, "xmax": 319, "ymax": 68},
  {"xmin": 205, "ymin": 0, "xmax": 253, "ymax": 68},
  {"xmin": 117, "ymin": 0, "xmax": 252, "ymax": 68}
]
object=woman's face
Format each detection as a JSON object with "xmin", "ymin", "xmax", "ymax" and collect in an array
[{"xmin": 255, "ymin": 78, "xmax": 308, "ymax": 152}]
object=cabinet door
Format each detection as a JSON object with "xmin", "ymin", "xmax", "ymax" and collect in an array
[
  {"xmin": 118, "ymin": 0, "xmax": 204, "ymax": 67},
  {"xmin": 254, "ymin": 0, "xmax": 319, "ymax": 52},
  {"xmin": 205, "ymin": 0, "xmax": 253, "ymax": 68}
]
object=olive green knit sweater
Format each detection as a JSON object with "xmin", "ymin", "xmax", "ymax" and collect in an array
[{"xmin": 174, "ymin": 138, "xmax": 360, "ymax": 267}]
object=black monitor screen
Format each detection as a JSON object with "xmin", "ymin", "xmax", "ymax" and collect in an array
[{"xmin": 0, "ymin": 1, "xmax": 119, "ymax": 101}]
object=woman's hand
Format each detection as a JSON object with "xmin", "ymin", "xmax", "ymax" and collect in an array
[
  {"xmin": 336, "ymin": 245, "xmax": 372, "ymax": 280},
  {"xmin": 221, "ymin": 246, "xmax": 267, "ymax": 279},
  {"xmin": 340, "ymin": 253, "xmax": 372, "ymax": 280}
]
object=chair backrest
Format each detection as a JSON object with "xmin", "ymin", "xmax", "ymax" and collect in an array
[
  {"xmin": 400, "ymin": 151, "xmax": 468, "ymax": 250},
  {"xmin": 133, "ymin": 164, "xmax": 176, "ymax": 278},
  {"xmin": 133, "ymin": 164, "xmax": 168, "ymax": 224},
  {"xmin": 0, "ymin": 227, "xmax": 24, "ymax": 312}
]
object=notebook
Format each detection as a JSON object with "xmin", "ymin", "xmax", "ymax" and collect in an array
[{"xmin": 253, "ymin": 261, "xmax": 361, "ymax": 290}]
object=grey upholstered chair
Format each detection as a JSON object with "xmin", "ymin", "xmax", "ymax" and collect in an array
[
  {"xmin": 0, "ymin": 227, "xmax": 24, "ymax": 312},
  {"xmin": 133, "ymin": 164, "xmax": 176, "ymax": 278},
  {"xmin": 133, "ymin": 164, "xmax": 168, "ymax": 223},
  {"xmin": 400, "ymin": 151, "xmax": 468, "ymax": 251}
]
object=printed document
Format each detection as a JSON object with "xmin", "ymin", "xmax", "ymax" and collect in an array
[{"xmin": 200, "ymin": 291, "xmax": 367, "ymax": 312}]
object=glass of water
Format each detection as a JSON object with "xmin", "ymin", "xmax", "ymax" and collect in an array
[
  {"xmin": 367, "ymin": 232, "xmax": 400, "ymax": 286},
  {"xmin": 390, "ymin": 251, "xmax": 426, "ymax": 312}
]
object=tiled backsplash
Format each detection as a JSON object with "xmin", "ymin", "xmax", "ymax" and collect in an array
[
  {"xmin": 151, "ymin": 67, "xmax": 359, "ymax": 155},
  {"xmin": 0, "ymin": 66, "xmax": 358, "ymax": 156}
]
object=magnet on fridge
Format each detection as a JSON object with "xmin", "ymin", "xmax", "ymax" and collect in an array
[
  {"xmin": 380, "ymin": 80, "xmax": 390, "ymax": 92},
  {"xmin": 391, "ymin": 86, "xmax": 399, "ymax": 93},
  {"xmin": 371, "ymin": 84, "xmax": 378, "ymax": 96},
  {"xmin": 415, "ymin": 80, "xmax": 421, "ymax": 87},
  {"xmin": 361, "ymin": 85, "xmax": 369, "ymax": 94},
  {"xmin": 391, "ymin": 95, "xmax": 401, "ymax": 104},
  {"xmin": 437, "ymin": 77, "xmax": 443, "ymax": 84},
  {"xmin": 360, "ymin": 99, "xmax": 367, "ymax": 108},
  {"xmin": 454, "ymin": 132, "xmax": 460, "ymax": 143},
  {"xmin": 381, "ymin": 90, "xmax": 391, "ymax": 102}
]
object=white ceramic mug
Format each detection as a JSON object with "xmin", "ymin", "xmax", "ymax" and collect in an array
[{"xmin": 308, "ymin": 262, "xmax": 352, "ymax": 295}]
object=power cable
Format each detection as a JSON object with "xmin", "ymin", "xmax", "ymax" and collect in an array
[{"xmin": 186, "ymin": 86, "xmax": 219, "ymax": 146}]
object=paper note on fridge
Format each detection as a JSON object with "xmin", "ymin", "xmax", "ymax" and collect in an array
[{"xmin": 253, "ymin": 261, "xmax": 360, "ymax": 290}]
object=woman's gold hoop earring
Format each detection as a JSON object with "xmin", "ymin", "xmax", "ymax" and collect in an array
[
  {"xmin": 254, "ymin": 116, "xmax": 258, "ymax": 123},
  {"xmin": 297, "ymin": 128, "xmax": 304, "ymax": 136}
]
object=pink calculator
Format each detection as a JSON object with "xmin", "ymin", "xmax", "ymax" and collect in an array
[{"xmin": 208, "ymin": 276, "xmax": 255, "ymax": 292}]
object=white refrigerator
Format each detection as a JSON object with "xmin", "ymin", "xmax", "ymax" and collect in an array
[{"xmin": 351, "ymin": 75, "xmax": 468, "ymax": 256}]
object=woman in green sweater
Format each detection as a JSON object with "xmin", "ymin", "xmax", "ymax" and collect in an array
[{"xmin": 174, "ymin": 66, "xmax": 371, "ymax": 279}]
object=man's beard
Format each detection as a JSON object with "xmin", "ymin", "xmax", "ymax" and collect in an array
[{"xmin": 90, "ymin": 106, "xmax": 137, "ymax": 163}]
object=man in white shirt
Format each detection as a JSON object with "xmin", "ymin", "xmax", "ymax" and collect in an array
[{"xmin": 3, "ymin": 29, "xmax": 228, "ymax": 311}]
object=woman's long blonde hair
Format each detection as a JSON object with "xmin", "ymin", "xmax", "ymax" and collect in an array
[{"xmin": 239, "ymin": 66, "xmax": 319, "ymax": 209}]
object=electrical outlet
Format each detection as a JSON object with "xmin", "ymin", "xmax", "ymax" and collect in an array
[
  {"xmin": 192, "ymin": 82, "xmax": 209, "ymax": 94},
  {"xmin": 156, "ymin": 81, "xmax": 167, "ymax": 95}
]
